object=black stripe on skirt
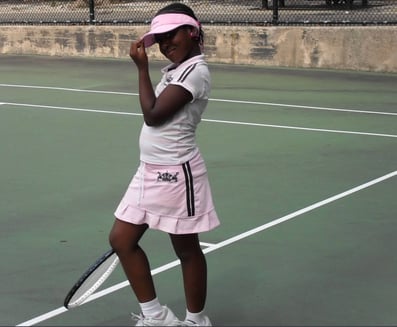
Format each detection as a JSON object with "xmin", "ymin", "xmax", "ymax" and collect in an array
[{"xmin": 182, "ymin": 161, "xmax": 195, "ymax": 217}]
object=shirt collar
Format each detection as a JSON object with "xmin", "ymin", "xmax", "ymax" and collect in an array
[{"xmin": 161, "ymin": 54, "xmax": 205, "ymax": 73}]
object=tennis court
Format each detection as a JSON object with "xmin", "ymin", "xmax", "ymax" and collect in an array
[{"xmin": 1, "ymin": 55, "xmax": 396, "ymax": 326}]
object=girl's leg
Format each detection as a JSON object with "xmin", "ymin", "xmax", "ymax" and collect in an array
[
  {"xmin": 109, "ymin": 219, "xmax": 156, "ymax": 303},
  {"xmin": 169, "ymin": 233, "xmax": 207, "ymax": 312}
]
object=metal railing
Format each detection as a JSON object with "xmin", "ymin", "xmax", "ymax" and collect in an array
[{"xmin": 0, "ymin": 0, "xmax": 396, "ymax": 25}]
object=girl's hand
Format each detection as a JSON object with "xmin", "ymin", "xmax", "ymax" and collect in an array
[{"xmin": 129, "ymin": 40, "xmax": 148, "ymax": 69}]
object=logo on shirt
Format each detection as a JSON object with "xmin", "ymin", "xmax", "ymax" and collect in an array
[{"xmin": 157, "ymin": 171, "xmax": 179, "ymax": 183}]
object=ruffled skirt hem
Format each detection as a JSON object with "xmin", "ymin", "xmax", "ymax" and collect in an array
[{"xmin": 114, "ymin": 200, "xmax": 220, "ymax": 234}]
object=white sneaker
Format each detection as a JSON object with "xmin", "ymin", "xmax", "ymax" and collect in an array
[
  {"xmin": 131, "ymin": 306, "xmax": 180, "ymax": 326},
  {"xmin": 181, "ymin": 315, "xmax": 212, "ymax": 326}
]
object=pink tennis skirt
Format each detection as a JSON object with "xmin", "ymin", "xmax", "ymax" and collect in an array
[{"xmin": 114, "ymin": 150, "xmax": 220, "ymax": 234}]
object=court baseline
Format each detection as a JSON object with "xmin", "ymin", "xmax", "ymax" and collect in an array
[
  {"xmin": 0, "ymin": 83, "xmax": 396, "ymax": 117},
  {"xmin": 2, "ymin": 102, "xmax": 397, "ymax": 139}
]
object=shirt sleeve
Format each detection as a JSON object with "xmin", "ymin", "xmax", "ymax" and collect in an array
[{"xmin": 170, "ymin": 63, "xmax": 211, "ymax": 101}]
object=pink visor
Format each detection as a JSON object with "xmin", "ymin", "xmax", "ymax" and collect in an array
[{"xmin": 141, "ymin": 13, "xmax": 200, "ymax": 48}]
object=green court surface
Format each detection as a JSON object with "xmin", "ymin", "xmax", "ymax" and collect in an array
[{"xmin": 1, "ymin": 55, "xmax": 396, "ymax": 326}]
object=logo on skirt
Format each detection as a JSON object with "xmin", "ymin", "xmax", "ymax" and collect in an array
[{"xmin": 157, "ymin": 171, "xmax": 179, "ymax": 183}]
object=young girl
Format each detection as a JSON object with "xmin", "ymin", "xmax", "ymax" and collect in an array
[{"xmin": 109, "ymin": 3, "xmax": 220, "ymax": 326}]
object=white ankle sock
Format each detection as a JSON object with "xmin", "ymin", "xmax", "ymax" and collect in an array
[
  {"xmin": 139, "ymin": 297, "xmax": 163, "ymax": 318},
  {"xmin": 185, "ymin": 309, "xmax": 205, "ymax": 324}
]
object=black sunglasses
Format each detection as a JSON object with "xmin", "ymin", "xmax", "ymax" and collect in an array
[{"xmin": 154, "ymin": 26, "xmax": 185, "ymax": 43}]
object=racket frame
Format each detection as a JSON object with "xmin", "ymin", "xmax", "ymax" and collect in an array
[{"xmin": 64, "ymin": 249, "xmax": 119, "ymax": 309}]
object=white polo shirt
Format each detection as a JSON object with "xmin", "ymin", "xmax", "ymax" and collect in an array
[{"xmin": 139, "ymin": 55, "xmax": 211, "ymax": 165}]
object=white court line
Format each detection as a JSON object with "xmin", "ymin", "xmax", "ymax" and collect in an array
[
  {"xmin": 200, "ymin": 242, "xmax": 216, "ymax": 247},
  {"xmin": 202, "ymin": 118, "xmax": 397, "ymax": 138},
  {"xmin": 0, "ymin": 83, "xmax": 396, "ymax": 116},
  {"xmin": 2, "ymin": 102, "xmax": 142, "ymax": 117},
  {"xmin": 2, "ymin": 102, "xmax": 397, "ymax": 139},
  {"xmin": 16, "ymin": 170, "xmax": 397, "ymax": 326},
  {"xmin": 0, "ymin": 83, "xmax": 137, "ymax": 96},
  {"xmin": 210, "ymin": 98, "xmax": 397, "ymax": 117}
]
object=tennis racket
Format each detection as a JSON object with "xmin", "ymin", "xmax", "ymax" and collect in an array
[{"xmin": 64, "ymin": 249, "xmax": 120, "ymax": 309}]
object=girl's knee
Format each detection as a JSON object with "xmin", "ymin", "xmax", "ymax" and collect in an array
[
  {"xmin": 108, "ymin": 222, "xmax": 130, "ymax": 252},
  {"xmin": 109, "ymin": 219, "xmax": 147, "ymax": 253},
  {"xmin": 109, "ymin": 232, "xmax": 136, "ymax": 255},
  {"xmin": 175, "ymin": 246, "xmax": 205, "ymax": 263},
  {"xmin": 170, "ymin": 234, "xmax": 203, "ymax": 261},
  {"xmin": 108, "ymin": 227, "xmax": 122, "ymax": 251}
]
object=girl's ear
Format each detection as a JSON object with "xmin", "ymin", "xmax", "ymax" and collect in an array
[{"xmin": 189, "ymin": 27, "xmax": 199, "ymax": 40}]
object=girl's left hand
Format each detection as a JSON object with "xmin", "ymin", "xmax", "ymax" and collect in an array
[{"xmin": 130, "ymin": 40, "xmax": 148, "ymax": 69}]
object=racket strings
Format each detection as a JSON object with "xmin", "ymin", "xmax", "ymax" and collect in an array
[{"xmin": 65, "ymin": 251, "xmax": 119, "ymax": 308}]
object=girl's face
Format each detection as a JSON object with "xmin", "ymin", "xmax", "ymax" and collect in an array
[{"xmin": 155, "ymin": 26, "xmax": 200, "ymax": 64}]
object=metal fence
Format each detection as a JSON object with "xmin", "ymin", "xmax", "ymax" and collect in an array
[{"xmin": 0, "ymin": 0, "xmax": 396, "ymax": 25}]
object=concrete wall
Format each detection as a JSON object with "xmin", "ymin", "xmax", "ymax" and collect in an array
[{"xmin": 1, "ymin": 25, "xmax": 396, "ymax": 72}]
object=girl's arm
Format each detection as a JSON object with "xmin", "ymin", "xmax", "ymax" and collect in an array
[{"xmin": 130, "ymin": 41, "xmax": 193, "ymax": 126}]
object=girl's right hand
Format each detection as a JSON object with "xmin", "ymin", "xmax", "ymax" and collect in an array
[{"xmin": 129, "ymin": 40, "xmax": 148, "ymax": 69}]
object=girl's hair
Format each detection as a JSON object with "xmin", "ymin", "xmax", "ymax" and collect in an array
[
  {"xmin": 155, "ymin": 2, "xmax": 204, "ymax": 45},
  {"xmin": 156, "ymin": 2, "xmax": 198, "ymax": 19}
]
